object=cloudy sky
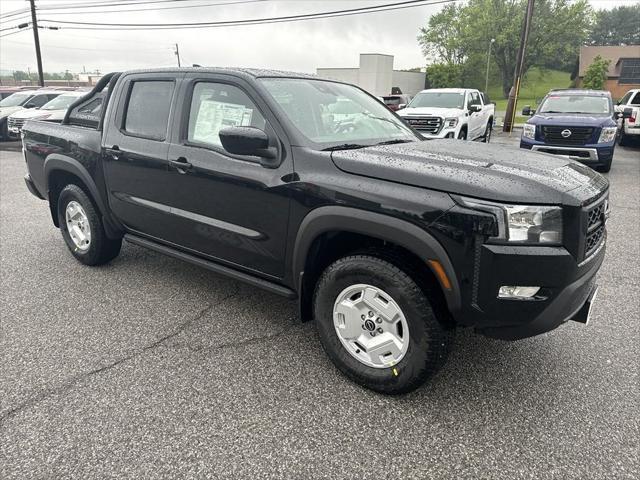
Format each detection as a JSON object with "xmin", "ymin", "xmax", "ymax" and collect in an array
[{"xmin": 0, "ymin": 0, "xmax": 634, "ymax": 75}]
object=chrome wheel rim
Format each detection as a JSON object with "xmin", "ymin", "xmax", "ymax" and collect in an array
[
  {"xmin": 65, "ymin": 201, "xmax": 91, "ymax": 251},
  {"xmin": 333, "ymin": 284, "xmax": 410, "ymax": 369}
]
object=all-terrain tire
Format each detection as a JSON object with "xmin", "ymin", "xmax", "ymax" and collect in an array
[
  {"xmin": 313, "ymin": 254, "xmax": 453, "ymax": 394},
  {"xmin": 57, "ymin": 184, "xmax": 122, "ymax": 265}
]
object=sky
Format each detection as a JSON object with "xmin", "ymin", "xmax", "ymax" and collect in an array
[{"xmin": 0, "ymin": 0, "xmax": 635, "ymax": 75}]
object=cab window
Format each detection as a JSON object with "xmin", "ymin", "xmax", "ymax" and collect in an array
[
  {"xmin": 187, "ymin": 82, "xmax": 266, "ymax": 150},
  {"xmin": 123, "ymin": 80, "xmax": 174, "ymax": 141}
]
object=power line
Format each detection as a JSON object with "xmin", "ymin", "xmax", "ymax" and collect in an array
[
  {"xmin": 2, "ymin": 38, "xmax": 172, "ymax": 53},
  {"xmin": 38, "ymin": 0, "xmax": 241, "ymax": 10},
  {"xmin": 38, "ymin": 0, "xmax": 457, "ymax": 30},
  {"xmin": 36, "ymin": 0, "xmax": 268, "ymax": 16}
]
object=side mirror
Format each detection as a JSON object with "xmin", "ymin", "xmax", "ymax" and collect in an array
[
  {"xmin": 622, "ymin": 107, "xmax": 633, "ymax": 119},
  {"xmin": 24, "ymin": 103, "xmax": 36, "ymax": 109},
  {"xmin": 469, "ymin": 104, "xmax": 482, "ymax": 113},
  {"xmin": 219, "ymin": 126, "xmax": 279, "ymax": 168},
  {"xmin": 397, "ymin": 103, "xmax": 407, "ymax": 110},
  {"xmin": 522, "ymin": 105, "xmax": 531, "ymax": 116}
]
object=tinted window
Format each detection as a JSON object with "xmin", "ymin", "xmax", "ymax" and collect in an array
[
  {"xmin": 618, "ymin": 91, "xmax": 633, "ymax": 105},
  {"xmin": 630, "ymin": 92, "xmax": 640, "ymax": 105},
  {"xmin": 29, "ymin": 94, "xmax": 58, "ymax": 108},
  {"xmin": 124, "ymin": 81, "xmax": 174, "ymax": 140},
  {"xmin": 468, "ymin": 92, "xmax": 481, "ymax": 108},
  {"xmin": 78, "ymin": 97, "xmax": 103, "ymax": 114},
  {"xmin": 188, "ymin": 82, "xmax": 265, "ymax": 149},
  {"xmin": 539, "ymin": 94, "xmax": 611, "ymax": 115},
  {"xmin": 408, "ymin": 91, "xmax": 465, "ymax": 109}
]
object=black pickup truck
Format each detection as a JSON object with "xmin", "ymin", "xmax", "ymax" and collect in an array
[{"xmin": 22, "ymin": 68, "xmax": 609, "ymax": 394}]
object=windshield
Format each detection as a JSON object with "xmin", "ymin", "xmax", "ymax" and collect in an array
[
  {"xmin": 0, "ymin": 93, "xmax": 33, "ymax": 107},
  {"xmin": 539, "ymin": 95, "xmax": 611, "ymax": 115},
  {"xmin": 259, "ymin": 78, "xmax": 416, "ymax": 147},
  {"xmin": 40, "ymin": 94, "xmax": 81, "ymax": 111},
  {"xmin": 408, "ymin": 91, "xmax": 465, "ymax": 109}
]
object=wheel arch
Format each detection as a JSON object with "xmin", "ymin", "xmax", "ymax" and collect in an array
[
  {"xmin": 44, "ymin": 155, "xmax": 121, "ymax": 238},
  {"xmin": 292, "ymin": 206, "xmax": 461, "ymax": 321}
]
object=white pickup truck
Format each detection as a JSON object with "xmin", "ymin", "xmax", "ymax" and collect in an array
[
  {"xmin": 397, "ymin": 88, "xmax": 495, "ymax": 142},
  {"xmin": 615, "ymin": 89, "xmax": 640, "ymax": 146}
]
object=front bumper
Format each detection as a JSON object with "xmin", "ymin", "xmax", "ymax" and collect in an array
[
  {"xmin": 468, "ymin": 241, "xmax": 605, "ymax": 340},
  {"xmin": 520, "ymin": 137, "xmax": 614, "ymax": 166}
]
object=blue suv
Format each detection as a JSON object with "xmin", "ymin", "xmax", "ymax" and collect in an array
[{"xmin": 520, "ymin": 89, "xmax": 618, "ymax": 173}]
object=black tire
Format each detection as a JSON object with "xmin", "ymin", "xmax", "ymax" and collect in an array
[
  {"xmin": 57, "ymin": 184, "xmax": 122, "ymax": 266},
  {"xmin": 482, "ymin": 120, "xmax": 492, "ymax": 143},
  {"xmin": 0, "ymin": 120, "xmax": 8, "ymax": 141},
  {"xmin": 313, "ymin": 254, "xmax": 453, "ymax": 394},
  {"xmin": 596, "ymin": 159, "xmax": 612, "ymax": 173},
  {"xmin": 457, "ymin": 128, "xmax": 467, "ymax": 140},
  {"xmin": 618, "ymin": 131, "xmax": 628, "ymax": 147}
]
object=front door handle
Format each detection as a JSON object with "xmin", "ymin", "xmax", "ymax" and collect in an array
[
  {"xmin": 106, "ymin": 145, "xmax": 122, "ymax": 161},
  {"xmin": 170, "ymin": 157, "xmax": 193, "ymax": 173}
]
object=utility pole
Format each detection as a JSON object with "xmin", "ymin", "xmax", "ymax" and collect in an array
[
  {"xmin": 174, "ymin": 43, "xmax": 181, "ymax": 67},
  {"xmin": 28, "ymin": 0, "xmax": 44, "ymax": 87},
  {"xmin": 503, "ymin": 0, "xmax": 535, "ymax": 133}
]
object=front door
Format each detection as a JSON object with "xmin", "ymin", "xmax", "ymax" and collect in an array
[{"xmin": 164, "ymin": 74, "xmax": 293, "ymax": 279}]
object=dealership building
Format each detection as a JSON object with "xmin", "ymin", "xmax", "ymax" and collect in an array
[{"xmin": 317, "ymin": 53, "xmax": 427, "ymax": 97}]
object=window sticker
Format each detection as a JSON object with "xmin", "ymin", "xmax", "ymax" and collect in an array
[{"xmin": 192, "ymin": 100, "xmax": 254, "ymax": 145}]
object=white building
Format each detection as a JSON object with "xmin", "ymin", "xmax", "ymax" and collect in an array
[{"xmin": 317, "ymin": 53, "xmax": 426, "ymax": 97}]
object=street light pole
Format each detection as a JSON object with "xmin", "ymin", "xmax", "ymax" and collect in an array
[
  {"xmin": 28, "ymin": 0, "xmax": 44, "ymax": 87},
  {"xmin": 485, "ymin": 38, "xmax": 495, "ymax": 94}
]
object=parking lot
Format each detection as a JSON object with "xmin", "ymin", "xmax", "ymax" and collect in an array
[{"xmin": 0, "ymin": 135, "xmax": 638, "ymax": 479}]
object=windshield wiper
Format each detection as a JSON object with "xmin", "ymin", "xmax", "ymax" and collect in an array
[
  {"xmin": 362, "ymin": 112, "xmax": 404, "ymax": 130},
  {"xmin": 322, "ymin": 143, "xmax": 369, "ymax": 152},
  {"xmin": 376, "ymin": 139, "xmax": 414, "ymax": 146}
]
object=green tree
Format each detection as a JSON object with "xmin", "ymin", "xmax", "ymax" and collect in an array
[
  {"xmin": 582, "ymin": 55, "xmax": 611, "ymax": 90},
  {"xmin": 12, "ymin": 71, "xmax": 30, "ymax": 81},
  {"xmin": 425, "ymin": 63, "xmax": 464, "ymax": 88},
  {"xmin": 418, "ymin": 0, "xmax": 593, "ymax": 97},
  {"xmin": 588, "ymin": 5, "xmax": 640, "ymax": 46}
]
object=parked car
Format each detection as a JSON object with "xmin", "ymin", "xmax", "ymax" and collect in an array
[
  {"xmin": 614, "ymin": 88, "xmax": 640, "ymax": 146},
  {"xmin": 398, "ymin": 88, "xmax": 495, "ymax": 141},
  {"xmin": 22, "ymin": 69, "xmax": 608, "ymax": 394},
  {"xmin": 520, "ymin": 89, "xmax": 627, "ymax": 173},
  {"xmin": 382, "ymin": 94, "xmax": 412, "ymax": 111},
  {"xmin": 0, "ymin": 90, "xmax": 62, "ymax": 140},
  {"xmin": 7, "ymin": 90, "xmax": 89, "ymax": 138},
  {"xmin": 0, "ymin": 87, "xmax": 22, "ymax": 100}
]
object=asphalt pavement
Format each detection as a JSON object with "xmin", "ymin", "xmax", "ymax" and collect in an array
[{"xmin": 1, "ymin": 135, "xmax": 638, "ymax": 479}]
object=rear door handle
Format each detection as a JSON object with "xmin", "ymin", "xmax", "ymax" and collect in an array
[
  {"xmin": 106, "ymin": 145, "xmax": 122, "ymax": 161},
  {"xmin": 170, "ymin": 157, "xmax": 193, "ymax": 173}
]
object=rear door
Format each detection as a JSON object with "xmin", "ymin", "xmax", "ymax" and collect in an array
[
  {"xmin": 163, "ymin": 73, "xmax": 293, "ymax": 278},
  {"xmin": 102, "ymin": 72, "xmax": 183, "ymax": 239},
  {"xmin": 467, "ymin": 91, "xmax": 484, "ymax": 139}
]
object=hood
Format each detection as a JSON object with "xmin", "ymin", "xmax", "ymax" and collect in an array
[
  {"xmin": 529, "ymin": 113, "xmax": 615, "ymax": 128},
  {"xmin": 0, "ymin": 106, "xmax": 24, "ymax": 119},
  {"xmin": 399, "ymin": 107, "xmax": 462, "ymax": 118},
  {"xmin": 9, "ymin": 108, "xmax": 52, "ymax": 121},
  {"xmin": 331, "ymin": 140, "xmax": 608, "ymax": 206}
]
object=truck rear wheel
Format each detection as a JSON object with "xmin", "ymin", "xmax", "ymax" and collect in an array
[
  {"xmin": 57, "ymin": 184, "xmax": 122, "ymax": 266},
  {"xmin": 313, "ymin": 254, "xmax": 453, "ymax": 394}
]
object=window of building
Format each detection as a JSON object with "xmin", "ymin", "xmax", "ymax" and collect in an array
[
  {"xmin": 124, "ymin": 81, "xmax": 174, "ymax": 140},
  {"xmin": 619, "ymin": 58, "xmax": 640, "ymax": 85}
]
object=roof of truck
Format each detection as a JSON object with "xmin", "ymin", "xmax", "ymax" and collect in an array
[
  {"xmin": 547, "ymin": 89, "xmax": 611, "ymax": 97},
  {"xmin": 124, "ymin": 67, "xmax": 319, "ymax": 80}
]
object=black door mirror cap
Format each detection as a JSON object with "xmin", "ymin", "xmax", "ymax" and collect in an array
[
  {"xmin": 219, "ymin": 126, "xmax": 278, "ymax": 166},
  {"xmin": 622, "ymin": 107, "xmax": 633, "ymax": 119}
]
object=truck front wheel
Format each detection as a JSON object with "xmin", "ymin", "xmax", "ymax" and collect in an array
[
  {"xmin": 457, "ymin": 128, "xmax": 467, "ymax": 140},
  {"xmin": 57, "ymin": 184, "xmax": 122, "ymax": 266},
  {"xmin": 313, "ymin": 255, "xmax": 453, "ymax": 394}
]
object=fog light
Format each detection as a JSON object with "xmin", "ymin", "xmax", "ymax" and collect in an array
[{"xmin": 498, "ymin": 286, "xmax": 540, "ymax": 299}]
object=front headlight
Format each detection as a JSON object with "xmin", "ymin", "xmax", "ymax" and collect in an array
[
  {"xmin": 444, "ymin": 117, "xmax": 458, "ymax": 128},
  {"xmin": 598, "ymin": 126, "xmax": 617, "ymax": 143},
  {"xmin": 457, "ymin": 197, "xmax": 563, "ymax": 244},
  {"xmin": 522, "ymin": 123, "xmax": 536, "ymax": 139}
]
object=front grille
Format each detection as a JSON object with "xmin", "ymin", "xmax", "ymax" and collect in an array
[
  {"xmin": 582, "ymin": 195, "xmax": 608, "ymax": 260},
  {"xmin": 7, "ymin": 117, "xmax": 26, "ymax": 131},
  {"xmin": 405, "ymin": 116, "xmax": 443, "ymax": 135},
  {"xmin": 541, "ymin": 126, "xmax": 595, "ymax": 146}
]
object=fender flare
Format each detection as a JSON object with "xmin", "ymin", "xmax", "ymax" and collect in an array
[
  {"xmin": 44, "ymin": 154, "xmax": 120, "ymax": 237},
  {"xmin": 292, "ymin": 206, "xmax": 461, "ymax": 313}
]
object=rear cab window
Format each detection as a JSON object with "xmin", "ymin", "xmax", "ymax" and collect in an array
[{"xmin": 123, "ymin": 80, "xmax": 175, "ymax": 140}]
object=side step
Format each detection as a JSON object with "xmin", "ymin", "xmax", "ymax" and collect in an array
[{"xmin": 124, "ymin": 234, "xmax": 297, "ymax": 299}]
